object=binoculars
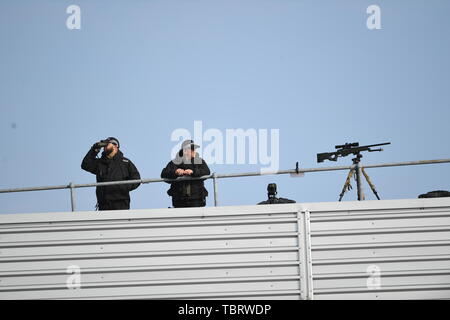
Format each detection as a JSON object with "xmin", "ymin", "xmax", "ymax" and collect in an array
[
  {"xmin": 97, "ymin": 139, "xmax": 110, "ymax": 148},
  {"xmin": 93, "ymin": 139, "xmax": 111, "ymax": 149}
]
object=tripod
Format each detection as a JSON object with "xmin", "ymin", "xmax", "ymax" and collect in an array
[{"xmin": 338, "ymin": 153, "xmax": 381, "ymax": 201}]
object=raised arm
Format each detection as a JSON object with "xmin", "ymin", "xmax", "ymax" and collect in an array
[{"xmin": 81, "ymin": 145, "xmax": 100, "ymax": 174}]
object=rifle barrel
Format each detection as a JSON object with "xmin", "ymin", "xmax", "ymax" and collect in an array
[{"xmin": 364, "ymin": 142, "xmax": 391, "ymax": 148}]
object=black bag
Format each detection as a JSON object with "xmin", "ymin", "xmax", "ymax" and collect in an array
[
  {"xmin": 418, "ymin": 190, "xmax": 450, "ymax": 198},
  {"xmin": 258, "ymin": 197, "xmax": 296, "ymax": 205}
]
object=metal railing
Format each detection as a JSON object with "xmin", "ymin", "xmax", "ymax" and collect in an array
[{"xmin": 0, "ymin": 158, "xmax": 449, "ymax": 211}]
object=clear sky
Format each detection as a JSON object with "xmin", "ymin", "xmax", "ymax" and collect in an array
[{"xmin": 1, "ymin": 0, "xmax": 449, "ymax": 214}]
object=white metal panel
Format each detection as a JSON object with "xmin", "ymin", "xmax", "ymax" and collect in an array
[
  {"xmin": 0, "ymin": 278, "xmax": 301, "ymax": 300},
  {"xmin": 0, "ymin": 204, "xmax": 302, "ymax": 299},
  {"xmin": 309, "ymin": 199, "xmax": 450, "ymax": 300},
  {"xmin": 1, "ymin": 198, "xmax": 450, "ymax": 299}
]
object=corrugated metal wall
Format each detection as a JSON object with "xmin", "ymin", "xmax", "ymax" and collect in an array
[
  {"xmin": 0, "ymin": 204, "xmax": 302, "ymax": 299},
  {"xmin": 0, "ymin": 198, "xmax": 449, "ymax": 299},
  {"xmin": 308, "ymin": 199, "xmax": 450, "ymax": 299}
]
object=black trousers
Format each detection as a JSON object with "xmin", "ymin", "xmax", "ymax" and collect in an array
[
  {"xmin": 98, "ymin": 199, "xmax": 130, "ymax": 211},
  {"xmin": 172, "ymin": 198, "xmax": 206, "ymax": 208}
]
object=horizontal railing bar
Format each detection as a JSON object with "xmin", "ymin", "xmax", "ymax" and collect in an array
[
  {"xmin": 0, "ymin": 184, "xmax": 73, "ymax": 193},
  {"xmin": 363, "ymin": 159, "xmax": 450, "ymax": 169},
  {"xmin": 0, "ymin": 158, "xmax": 449, "ymax": 194}
]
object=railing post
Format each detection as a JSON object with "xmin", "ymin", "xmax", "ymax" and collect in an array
[
  {"xmin": 212, "ymin": 173, "xmax": 218, "ymax": 207},
  {"xmin": 69, "ymin": 182, "xmax": 76, "ymax": 212}
]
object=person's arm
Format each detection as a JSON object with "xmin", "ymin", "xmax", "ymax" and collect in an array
[
  {"xmin": 127, "ymin": 161, "xmax": 141, "ymax": 191},
  {"xmin": 81, "ymin": 146, "xmax": 100, "ymax": 174},
  {"xmin": 192, "ymin": 159, "xmax": 210, "ymax": 178},
  {"xmin": 161, "ymin": 161, "xmax": 179, "ymax": 180}
]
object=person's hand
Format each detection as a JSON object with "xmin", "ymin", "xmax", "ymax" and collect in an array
[
  {"xmin": 184, "ymin": 169, "xmax": 194, "ymax": 176},
  {"xmin": 93, "ymin": 140, "xmax": 108, "ymax": 150},
  {"xmin": 175, "ymin": 169, "xmax": 185, "ymax": 176},
  {"xmin": 92, "ymin": 142, "xmax": 102, "ymax": 151}
]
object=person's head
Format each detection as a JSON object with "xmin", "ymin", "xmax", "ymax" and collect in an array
[
  {"xmin": 181, "ymin": 139, "xmax": 199, "ymax": 159},
  {"xmin": 104, "ymin": 137, "xmax": 120, "ymax": 157}
]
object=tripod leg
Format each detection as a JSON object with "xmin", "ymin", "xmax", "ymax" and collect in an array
[
  {"xmin": 355, "ymin": 162, "xmax": 365, "ymax": 201},
  {"xmin": 362, "ymin": 168, "xmax": 380, "ymax": 200},
  {"xmin": 339, "ymin": 169, "xmax": 354, "ymax": 201}
]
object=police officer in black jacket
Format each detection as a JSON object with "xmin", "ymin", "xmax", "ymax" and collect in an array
[
  {"xmin": 81, "ymin": 137, "xmax": 141, "ymax": 211},
  {"xmin": 161, "ymin": 140, "xmax": 210, "ymax": 208}
]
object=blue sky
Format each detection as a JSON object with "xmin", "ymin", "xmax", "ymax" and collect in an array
[{"xmin": 0, "ymin": 0, "xmax": 449, "ymax": 214}]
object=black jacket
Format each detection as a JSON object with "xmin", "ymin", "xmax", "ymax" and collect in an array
[
  {"xmin": 161, "ymin": 153, "xmax": 210, "ymax": 201},
  {"xmin": 81, "ymin": 148, "xmax": 141, "ymax": 202}
]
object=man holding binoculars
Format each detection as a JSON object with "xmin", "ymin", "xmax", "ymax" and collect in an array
[{"xmin": 81, "ymin": 137, "xmax": 141, "ymax": 211}]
